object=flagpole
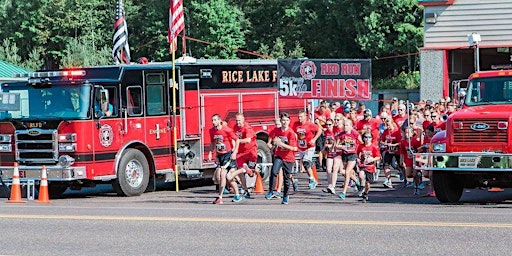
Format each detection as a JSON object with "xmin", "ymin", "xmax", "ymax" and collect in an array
[
  {"xmin": 182, "ymin": 25, "xmax": 186, "ymax": 56},
  {"xmin": 172, "ymin": 41, "xmax": 179, "ymax": 192}
]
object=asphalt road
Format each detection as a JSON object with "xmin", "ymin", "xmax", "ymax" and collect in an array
[{"xmin": 1, "ymin": 172, "xmax": 512, "ymax": 255}]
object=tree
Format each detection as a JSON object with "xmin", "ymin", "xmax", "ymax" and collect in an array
[{"xmin": 187, "ymin": 0, "xmax": 248, "ymax": 59}]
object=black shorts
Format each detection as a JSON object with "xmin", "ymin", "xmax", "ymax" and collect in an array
[
  {"xmin": 359, "ymin": 167, "xmax": 375, "ymax": 183},
  {"xmin": 383, "ymin": 153, "xmax": 400, "ymax": 166},
  {"xmin": 315, "ymin": 133, "xmax": 325, "ymax": 152},
  {"xmin": 217, "ymin": 151, "xmax": 237, "ymax": 170},
  {"xmin": 341, "ymin": 153, "xmax": 357, "ymax": 162}
]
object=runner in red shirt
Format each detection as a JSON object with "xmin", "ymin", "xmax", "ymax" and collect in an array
[
  {"xmin": 265, "ymin": 112, "xmax": 298, "ymax": 204},
  {"xmin": 292, "ymin": 110, "xmax": 322, "ymax": 190},
  {"xmin": 393, "ymin": 104, "xmax": 408, "ymax": 128},
  {"xmin": 321, "ymin": 118, "xmax": 342, "ymax": 194},
  {"xmin": 337, "ymin": 119, "xmax": 362, "ymax": 200},
  {"xmin": 227, "ymin": 113, "xmax": 258, "ymax": 199},
  {"xmin": 356, "ymin": 109, "xmax": 380, "ymax": 146},
  {"xmin": 399, "ymin": 127, "xmax": 423, "ymax": 195},
  {"xmin": 357, "ymin": 132, "xmax": 382, "ymax": 203},
  {"xmin": 380, "ymin": 118, "xmax": 402, "ymax": 188},
  {"xmin": 209, "ymin": 114, "xmax": 240, "ymax": 204}
]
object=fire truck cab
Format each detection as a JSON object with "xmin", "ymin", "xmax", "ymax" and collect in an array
[
  {"xmin": 0, "ymin": 59, "xmax": 305, "ymax": 197},
  {"xmin": 416, "ymin": 70, "xmax": 512, "ymax": 203}
]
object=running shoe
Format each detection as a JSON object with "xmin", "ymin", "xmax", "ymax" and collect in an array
[
  {"xmin": 406, "ymin": 181, "xmax": 414, "ymax": 188},
  {"xmin": 348, "ymin": 180, "xmax": 354, "ymax": 187},
  {"xmin": 428, "ymin": 190, "xmax": 436, "ymax": 197},
  {"xmin": 281, "ymin": 196, "xmax": 289, "ymax": 205},
  {"xmin": 362, "ymin": 193, "xmax": 368, "ymax": 203},
  {"xmin": 275, "ymin": 192, "xmax": 282, "ymax": 198},
  {"xmin": 414, "ymin": 189, "xmax": 420, "ymax": 196},
  {"xmin": 328, "ymin": 186, "xmax": 336, "ymax": 194},
  {"xmin": 293, "ymin": 179, "xmax": 299, "ymax": 191},
  {"xmin": 232, "ymin": 195, "xmax": 243, "ymax": 202},
  {"xmin": 418, "ymin": 182, "xmax": 426, "ymax": 190},
  {"xmin": 308, "ymin": 179, "xmax": 318, "ymax": 190},
  {"xmin": 338, "ymin": 192, "xmax": 346, "ymax": 200},
  {"xmin": 213, "ymin": 197, "xmax": 223, "ymax": 204},
  {"xmin": 383, "ymin": 180, "xmax": 394, "ymax": 189},
  {"xmin": 322, "ymin": 187, "xmax": 330, "ymax": 193},
  {"xmin": 243, "ymin": 191, "xmax": 251, "ymax": 199},
  {"xmin": 265, "ymin": 191, "xmax": 278, "ymax": 200},
  {"xmin": 223, "ymin": 188, "xmax": 229, "ymax": 194}
]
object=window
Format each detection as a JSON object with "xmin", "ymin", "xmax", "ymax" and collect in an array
[
  {"xmin": 146, "ymin": 73, "xmax": 166, "ymax": 116},
  {"xmin": 127, "ymin": 86, "xmax": 143, "ymax": 116}
]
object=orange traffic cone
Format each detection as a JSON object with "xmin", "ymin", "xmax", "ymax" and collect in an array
[
  {"xmin": 253, "ymin": 171, "xmax": 265, "ymax": 194},
  {"xmin": 488, "ymin": 187, "xmax": 504, "ymax": 192},
  {"xmin": 6, "ymin": 163, "xmax": 26, "ymax": 204},
  {"xmin": 36, "ymin": 166, "xmax": 52, "ymax": 204},
  {"xmin": 312, "ymin": 165, "xmax": 321, "ymax": 185}
]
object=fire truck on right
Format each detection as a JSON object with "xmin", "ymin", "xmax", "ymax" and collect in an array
[{"xmin": 416, "ymin": 70, "xmax": 512, "ymax": 203}]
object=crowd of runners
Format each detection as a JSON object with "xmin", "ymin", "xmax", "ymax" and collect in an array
[{"xmin": 208, "ymin": 96, "xmax": 459, "ymax": 204}]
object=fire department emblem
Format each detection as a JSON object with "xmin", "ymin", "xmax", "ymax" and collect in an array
[
  {"xmin": 99, "ymin": 124, "xmax": 113, "ymax": 147},
  {"xmin": 300, "ymin": 60, "xmax": 316, "ymax": 80}
]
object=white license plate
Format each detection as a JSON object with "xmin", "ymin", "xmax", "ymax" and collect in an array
[{"xmin": 458, "ymin": 156, "xmax": 479, "ymax": 168}]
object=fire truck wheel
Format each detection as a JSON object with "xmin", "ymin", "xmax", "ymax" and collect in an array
[
  {"xmin": 257, "ymin": 140, "xmax": 272, "ymax": 181},
  {"xmin": 113, "ymin": 148, "xmax": 150, "ymax": 196},
  {"xmin": 433, "ymin": 171, "xmax": 463, "ymax": 203}
]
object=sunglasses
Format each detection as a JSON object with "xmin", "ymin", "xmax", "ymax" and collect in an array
[
  {"xmin": 398, "ymin": 109, "xmax": 405, "ymax": 111},
  {"xmin": 431, "ymin": 115, "xmax": 438, "ymax": 118},
  {"xmin": 363, "ymin": 136, "xmax": 372, "ymax": 139},
  {"xmin": 326, "ymin": 123, "xmax": 333, "ymax": 126},
  {"xmin": 334, "ymin": 119, "xmax": 341, "ymax": 121}
]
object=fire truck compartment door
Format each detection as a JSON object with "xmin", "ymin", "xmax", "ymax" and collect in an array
[{"xmin": 183, "ymin": 79, "xmax": 200, "ymax": 137}]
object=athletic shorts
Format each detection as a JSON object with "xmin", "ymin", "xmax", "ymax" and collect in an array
[
  {"xmin": 217, "ymin": 151, "xmax": 237, "ymax": 170},
  {"xmin": 298, "ymin": 147, "xmax": 315, "ymax": 164},
  {"xmin": 383, "ymin": 153, "xmax": 400, "ymax": 167},
  {"xmin": 236, "ymin": 151, "xmax": 258, "ymax": 169},
  {"xmin": 360, "ymin": 167, "xmax": 375, "ymax": 183},
  {"xmin": 341, "ymin": 153, "xmax": 357, "ymax": 162}
]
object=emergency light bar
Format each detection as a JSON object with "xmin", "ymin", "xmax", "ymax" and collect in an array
[{"xmin": 14, "ymin": 70, "xmax": 86, "ymax": 78}]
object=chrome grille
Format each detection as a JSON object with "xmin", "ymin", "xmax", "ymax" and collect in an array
[
  {"xmin": 15, "ymin": 129, "xmax": 58, "ymax": 164},
  {"xmin": 453, "ymin": 119, "xmax": 508, "ymax": 143}
]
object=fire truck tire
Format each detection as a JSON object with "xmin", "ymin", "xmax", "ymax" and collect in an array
[
  {"xmin": 433, "ymin": 171, "xmax": 463, "ymax": 203},
  {"xmin": 113, "ymin": 148, "xmax": 150, "ymax": 196},
  {"xmin": 257, "ymin": 140, "xmax": 272, "ymax": 181}
]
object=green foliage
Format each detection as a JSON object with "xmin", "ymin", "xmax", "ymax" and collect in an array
[
  {"xmin": 373, "ymin": 71, "xmax": 420, "ymax": 90},
  {"xmin": 60, "ymin": 38, "xmax": 111, "ymax": 68},
  {"xmin": 0, "ymin": 0, "xmax": 424, "ymax": 82},
  {"xmin": 188, "ymin": 0, "xmax": 247, "ymax": 59}
]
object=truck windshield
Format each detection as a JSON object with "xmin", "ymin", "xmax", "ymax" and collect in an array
[
  {"xmin": 0, "ymin": 83, "xmax": 91, "ymax": 120},
  {"xmin": 465, "ymin": 77, "xmax": 512, "ymax": 106}
]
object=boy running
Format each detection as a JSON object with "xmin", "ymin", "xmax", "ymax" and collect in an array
[{"xmin": 357, "ymin": 132, "xmax": 382, "ymax": 203}]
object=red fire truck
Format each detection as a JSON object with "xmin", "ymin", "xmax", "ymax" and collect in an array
[
  {"xmin": 415, "ymin": 70, "xmax": 512, "ymax": 203},
  {"xmin": 0, "ymin": 59, "xmax": 306, "ymax": 197}
]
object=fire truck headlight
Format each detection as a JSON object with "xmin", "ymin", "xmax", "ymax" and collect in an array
[
  {"xmin": 59, "ymin": 143, "xmax": 76, "ymax": 152},
  {"xmin": 432, "ymin": 143, "xmax": 446, "ymax": 153},
  {"xmin": 0, "ymin": 134, "xmax": 12, "ymax": 143},
  {"xmin": 0, "ymin": 144, "xmax": 12, "ymax": 152},
  {"xmin": 58, "ymin": 155, "xmax": 75, "ymax": 167},
  {"xmin": 58, "ymin": 133, "xmax": 76, "ymax": 142}
]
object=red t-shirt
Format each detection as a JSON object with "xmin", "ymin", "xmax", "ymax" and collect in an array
[
  {"xmin": 314, "ymin": 110, "xmax": 331, "ymax": 127},
  {"xmin": 381, "ymin": 128, "xmax": 401, "ymax": 154},
  {"xmin": 337, "ymin": 129, "xmax": 359, "ymax": 154},
  {"xmin": 272, "ymin": 127, "xmax": 298, "ymax": 162},
  {"xmin": 422, "ymin": 120, "xmax": 432, "ymax": 130},
  {"xmin": 357, "ymin": 144, "xmax": 381, "ymax": 173},
  {"xmin": 323, "ymin": 129, "xmax": 337, "ymax": 158},
  {"xmin": 209, "ymin": 125, "xmax": 238, "ymax": 155},
  {"xmin": 292, "ymin": 121, "xmax": 319, "ymax": 151},
  {"xmin": 399, "ymin": 136, "xmax": 422, "ymax": 167},
  {"xmin": 356, "ymin": 118, "xmax": 380, "ymax": 145},
  {"xmin": 393, "ymin": 115, "xmax": 408, "ymax": 128},
  {"xmin": 232, "ymin": 122, "xmax": 257, "ymax": 154}
]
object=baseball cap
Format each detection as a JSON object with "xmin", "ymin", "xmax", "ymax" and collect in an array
[
  {"xmin": 363, "ymin": 109, "xmax": 372, "ymax": 117},
  {"xmin": 391, "ymin": 109, "xmax": 398, "ymax": 116},
  {"xmin": 392, "ymin": 97, "xmax": 398, "ymax": 101},
  {"xmin": 344, "ymin": 107, "xmax": 350, "ymax": 113},
  {"xmin": 426, "ymin": 99, "xmax": 433, "ymax": 105}
]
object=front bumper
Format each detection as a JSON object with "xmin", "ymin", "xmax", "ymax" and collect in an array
[
  {"xmin": 0, "ymin": 165, "xmax": 87, "ymax": 182},
  {"xmin": 414, "ymin": 152, "xmax": 512, "ymax": 172}
]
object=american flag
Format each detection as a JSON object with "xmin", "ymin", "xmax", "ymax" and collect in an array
[
  {"xmin": 168, "ymin": 0, "xmax": 185, "ymax": 53},
  {"xmin": 112, "ymin": 0, "xmax": 131, "ymax": 64}
]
